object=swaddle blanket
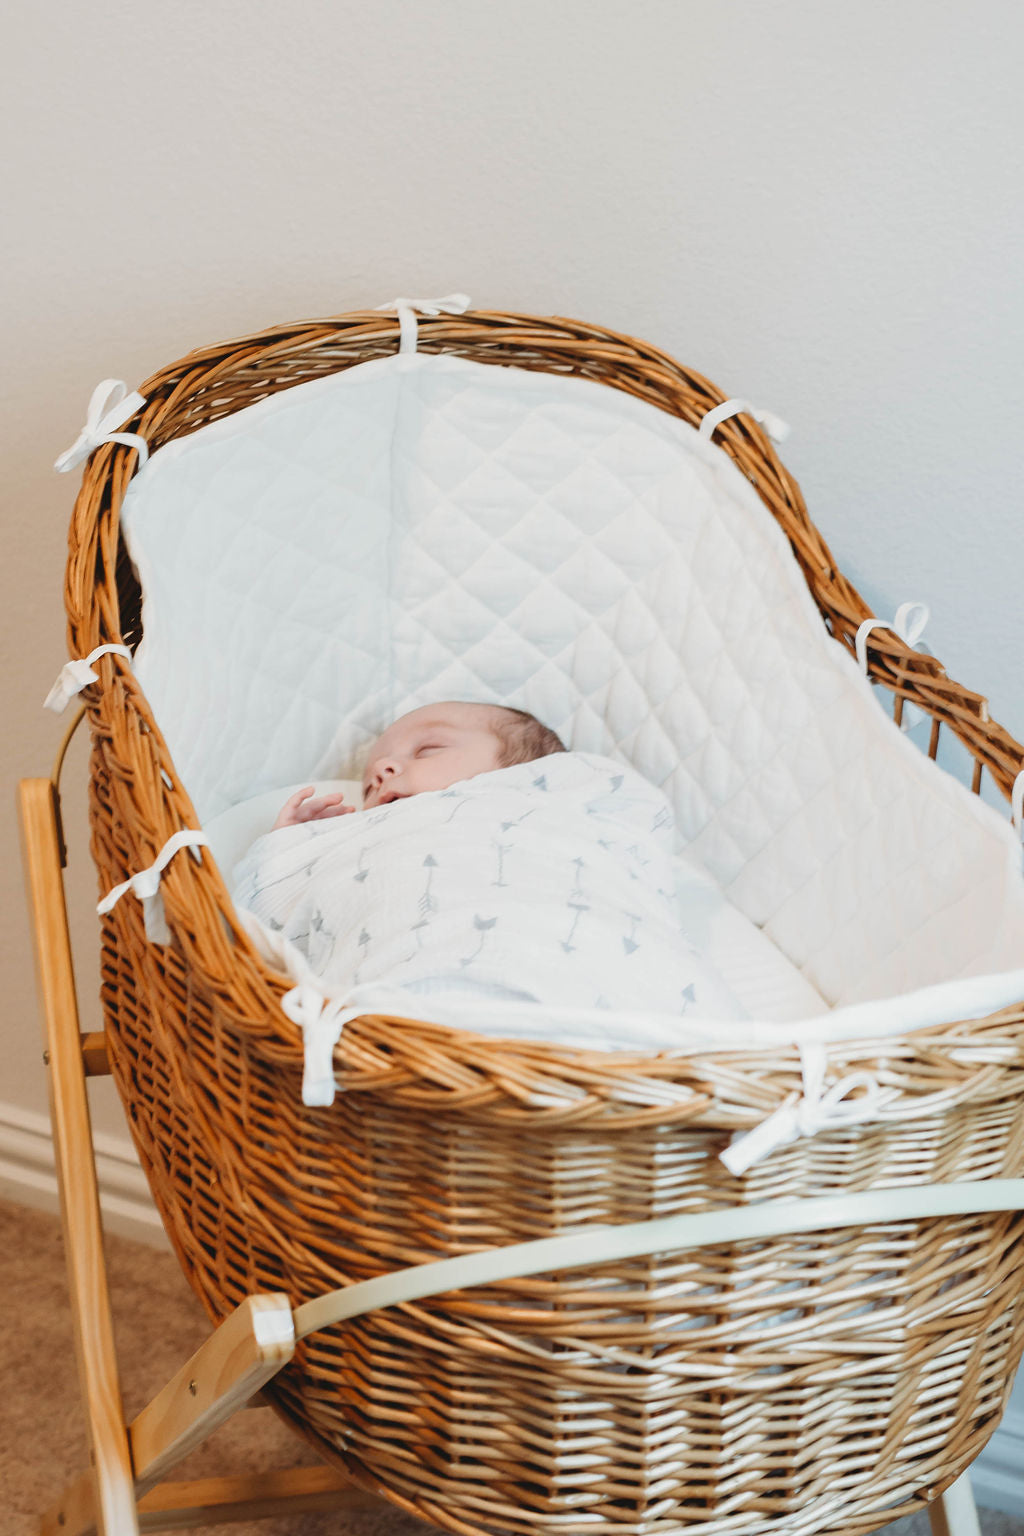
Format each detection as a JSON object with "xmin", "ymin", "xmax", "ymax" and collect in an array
[{"xmin": 232, "ymin": 752, "xmax": 746, "ymax": 1022}]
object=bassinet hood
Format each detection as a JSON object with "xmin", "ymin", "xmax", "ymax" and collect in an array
[{"xmin": 118, "ymin": 350, "xmax": 1024, "ymax": 1008}]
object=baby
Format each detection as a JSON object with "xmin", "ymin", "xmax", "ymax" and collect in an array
[
  {"xmin": 274, "ymin": 701, "xmax": 565, "ymax": 827},
  {"xmin": 235, "ymin": 696, "xmax": 745, "ymax": 1036}
]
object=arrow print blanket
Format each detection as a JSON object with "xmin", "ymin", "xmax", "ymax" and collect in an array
[{"xmin": 232, "ymin": 752, "xmax": 746, "ymax": 1022}]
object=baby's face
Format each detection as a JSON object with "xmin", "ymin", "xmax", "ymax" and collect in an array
[{"xmin": 362, "ymin": 703, "xmax": 505, "ymax": 809}]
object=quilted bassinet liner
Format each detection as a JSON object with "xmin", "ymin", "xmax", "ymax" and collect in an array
[
  {"xmin": 118, "ymin": 349, "xmax": 1024, "ymax": 1032},
  {"xmin": 65, "ymin": 312, "xmax": 1024, "ymax": 1536}
]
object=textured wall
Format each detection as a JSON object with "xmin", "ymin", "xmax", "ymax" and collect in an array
[{"xmin": 3, "ymin": 0, "xmax": 1023, "ymax": 1136}]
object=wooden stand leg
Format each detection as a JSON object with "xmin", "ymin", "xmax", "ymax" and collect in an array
[
  {"xmin": 19, "ymin": 778, "xmax": 139, "ymax": 1536},
  {"xmin": 134, "ymin": 1468, "xmax": 380, "ymax": 1531},
  {"xmin": 39, "ymin": 1291, "xmax": 383, "ymax": 1536},
  {"xmin": 41, "ymin": 1291, "xmax": 297, "ymax": 1536},
  {"xmin": 20, "ymin": 775, "xmax": 387, "ymax": 1535},
  {"xmin": 929, "ymin": 1472, "xmax": 982, "ymax": 1536}
]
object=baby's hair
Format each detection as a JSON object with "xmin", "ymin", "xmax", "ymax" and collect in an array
[{"xmin": 491, "ymin": 706, "xmax": 566, "ymax": 767}]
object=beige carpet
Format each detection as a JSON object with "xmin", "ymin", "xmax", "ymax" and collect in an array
[
  {"xmin": 3, "ymin": 1195, "xmax": 1022, "ymax": 1536},
  {"xmin": 1, "ymin": 1198, "xmax": 433, "ymax": 1536}
]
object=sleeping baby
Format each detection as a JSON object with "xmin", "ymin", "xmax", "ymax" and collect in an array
[
  {"xmin": 271, "ymin": 701, "xmax": 565, "ymax": 827},
  {"xmin": 232, "ymin": 700, "xmax": 745, "ymax": 1020}
]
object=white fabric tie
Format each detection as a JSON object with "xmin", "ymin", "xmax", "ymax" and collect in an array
[
  {"xmin": 281, "ymin": 983, "xmax": 384, "ymax": 1106},
  {"xmin": 374, "ymin": 293, "xmax": 472, "ymax": 354},
  {"xmin": 55, "ymin": 379, "xmax": 148, "ymax": 474},
  {"xmin": 855, "ymin": 601, "xmax": 930, "ymax": 731},
  {"xmin": 96, "ymin": 829, "xmax": 207, "ymax": 944},
  {"xmin": 43, "ymin": 643, "xmax": 132, "ymax": 713},
  {"xmin": 855, "ymin": 601, "xmax": 929, "ymax": 674},
  {"xmin": 721, "ymin": 1043, "xmax": 883, "ymax": 1175},
  {"xmin": 234, "ymin": 910, "xmax": 407, "ymax": 1106},
  {"xmin": 699, "ymin": 397, "xmax": 791, "ymax": 445}
]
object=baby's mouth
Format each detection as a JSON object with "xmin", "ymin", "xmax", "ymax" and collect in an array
[{"xmin": 375, "ymin": 789, "xmax": 408, "ymax": 806}]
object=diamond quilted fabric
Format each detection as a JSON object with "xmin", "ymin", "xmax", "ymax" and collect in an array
[{"xmin": 119, "ymin": 352, "xmax": 1024, "ymax": 1008}]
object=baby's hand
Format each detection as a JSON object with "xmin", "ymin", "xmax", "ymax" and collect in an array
[{"xmin": 272, "ymin": 787, "xmax": 356, "ymax": 830}]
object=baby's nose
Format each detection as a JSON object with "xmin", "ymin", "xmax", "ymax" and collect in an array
[{"xmin": 368, "ymin": 758, "xmax": 402, "ymax": 792}]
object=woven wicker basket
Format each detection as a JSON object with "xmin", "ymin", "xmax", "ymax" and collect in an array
[{"xmin": 65, "ymin": 308, "xmax": 1024, "ymax": 1536}]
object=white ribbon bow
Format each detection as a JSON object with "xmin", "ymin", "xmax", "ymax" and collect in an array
[
  {"xmin": 234, "ymin": 909, "xmax": 402, "ymax": 1106},
  {"xmin": 374, "ymin": 293, "xmax": 472, "ymax": 354},
  {"xmin": 281, "ymin": 983, "xmax": 380, "ymax": 1106},
  {"xmin": 96, "ymin": 829, "xmax": 207, "ymax": 944},
  {"xmin": 54, "ymin": 379, "xmax": 148, "ymax": 474},
  {"xmin": 855, "ymin": 600, "xmax": 929, "ymax": 673},
  {"xmin": 721, "ymin": 1044, "xmax": 883, "ymax": 1176},
  {"xmin": 855, "ymin": 601, "xmax": 930, "ymax": 731},
  {"xmin": 43, "ymin": 643, "xmax": 132, "ymax": 713},
  {"xmin": 699, "ymin": 397, "xmax": 791, "ymax": 445}
]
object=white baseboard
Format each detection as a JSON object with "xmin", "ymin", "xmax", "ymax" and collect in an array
[{"xmin": 0, "ymin": 1099, "xmax": 170, "ymax": 1248}]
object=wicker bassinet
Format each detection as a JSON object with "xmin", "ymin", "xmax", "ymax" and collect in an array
[{"xmin": 64, "ymin": 307, "xmax": 1024, "ymax": 1536}]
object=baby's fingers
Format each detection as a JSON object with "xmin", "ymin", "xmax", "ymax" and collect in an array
[
  {"xmin": 302, "ymin": 792, "xmax": 354, "ymax": 822},
  {"xmin": 272, "ymin": 786, "xmax": 316, "ymax": 829}
]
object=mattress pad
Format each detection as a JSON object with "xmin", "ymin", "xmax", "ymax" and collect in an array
[{"xmin": 118, "ymin": 350, "xmax": 1024, "ymax": 1011}]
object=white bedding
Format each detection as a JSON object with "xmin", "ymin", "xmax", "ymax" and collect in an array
[
  {"xmin": 223, "ymin": 754, "xmax": 1024, "ymax": 1127},
  {"xmin": 120, "ymin": 349, "xmax": 1024, "ymax": 1014},
  {"xmin": 100, "ymin": 332, "xmax": 1024, "ymax": 1142}
]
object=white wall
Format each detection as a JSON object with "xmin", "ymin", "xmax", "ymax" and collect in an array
[{"xmin": 3, "ymin": 0, "xmax": 1024, "ymax": 1506}]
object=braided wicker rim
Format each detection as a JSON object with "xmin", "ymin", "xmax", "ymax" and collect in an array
[{"xmin": 65, "ymin": 306, "xmax": 1024, "ymax": 1128}]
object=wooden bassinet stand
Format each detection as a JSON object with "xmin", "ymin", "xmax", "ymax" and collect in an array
[{"xmin": 20, "ymin": 305, "xmax": 1024, "ymax": 1536}]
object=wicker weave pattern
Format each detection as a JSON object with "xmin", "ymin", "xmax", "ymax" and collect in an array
[{"xmin": 69, "ymin": 310, "xmax": 1024, "ymax": 1535}]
